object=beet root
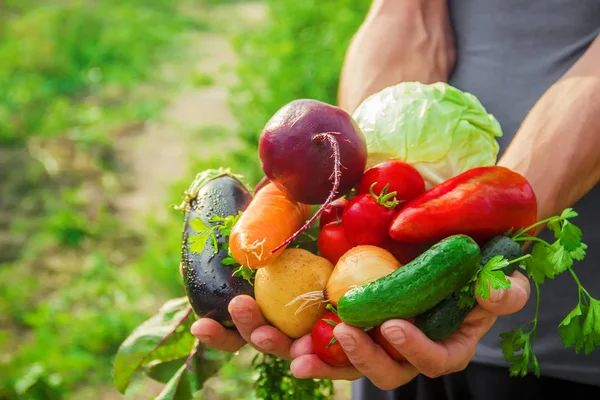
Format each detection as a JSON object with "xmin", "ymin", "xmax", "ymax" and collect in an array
[{"xmin": 258, "ymin": 99, "xmax": 368, "ymax": 205}]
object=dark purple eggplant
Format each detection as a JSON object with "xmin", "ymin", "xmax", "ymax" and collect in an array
[{"xmin": 178, "ymin": 168, "xmax": 254, "ymax": 327}]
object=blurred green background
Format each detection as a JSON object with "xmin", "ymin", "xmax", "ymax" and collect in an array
[{"xmin": 0, "ymin": 0, "xmax": 370, "ymax": 398}]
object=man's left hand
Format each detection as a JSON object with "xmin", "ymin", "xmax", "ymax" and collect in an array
[{"xmin": 289, "ymin": 270, "xmax": 531, "ymax": 391}]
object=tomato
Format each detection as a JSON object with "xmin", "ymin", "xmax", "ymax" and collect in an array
[
  {"xmin": 311, "ymin": 312, "xmax": 351, "ymax": 367},
  {"xmin": 319, "ymin": 197, "xmax": 349, "ymax": 228},
  {"xmin": 368, "ymin": 319, "xmax": 415, "ymax": 362},
  {"xmin": 358, "ymin": 161, "xmax": 426, "ymax": 207},
  {"xmin": 342, "ymin": 186, "xmax": 398, "ymax": 246},
  {"xmin": 318, "ymin": 221, "xmax": 354, "ymax": 265}
]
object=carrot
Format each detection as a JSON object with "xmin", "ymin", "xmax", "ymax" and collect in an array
[{"xmin": 229, "ymin": 182, "xmax": 311, "ymax": 269}]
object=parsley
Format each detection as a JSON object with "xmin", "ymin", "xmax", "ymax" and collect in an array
[
  {"xmin": 495, "ymin": 208, "xmax": 599, "ymax": 376},
  {"xmin": 456, "ymin": 254, "xmax": 528, "ymax": 308},
  {"xmin": 251, "ymin": 353, "xmax": 334, "ymax": 400},
  {"xmin": 187, "ymin": 212, "xmax": 255, "ymax": 285}
]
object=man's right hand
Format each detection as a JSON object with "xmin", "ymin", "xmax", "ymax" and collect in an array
[
  {"xmin": 179, "ymin": 263, "xmax": 296, "ymax": 359},
  {"xmin": 190, "ymin": 295, "xmax": 296, "ymax": 360},
  {"xmin": 338, "ymin": 0, "xmax": 456, "ymax": 113}
]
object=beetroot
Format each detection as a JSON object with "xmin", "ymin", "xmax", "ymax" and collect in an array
[
  {"xmin": 258, "ymin": 99, "xmax": 368, "ymax": 253},
  {"xmin": 259, "ymin": 99, "xmax": 367, "ymax": 204}
]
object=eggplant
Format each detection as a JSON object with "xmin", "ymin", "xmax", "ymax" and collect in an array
[{"xmin": 178, "ymin": 168, "xmax": 254, "ymax": 327}]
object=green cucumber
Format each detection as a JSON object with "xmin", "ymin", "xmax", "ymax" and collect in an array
[
  {"xmin": 336, "ymin": 234, "xmax": 481, "ymax": 328},
  {"xmin": 414, "ymin": 295, "xmax": 471, "ymax": 341},
  {"xmin": 414, "ymin": 235, "xmax": 523, "ymax": 341}
]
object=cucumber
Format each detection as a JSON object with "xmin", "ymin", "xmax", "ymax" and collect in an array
[
  {"xmin": 179, "ymin": 169, "xmax": 254, "ymax": 327},
  {"xmin": 336, "ymin": 234, "xmax": 481, "ymax": 328},
  {"xmin": 480, "ymin": 235, "xmax": 523, "ymax": 276},
  {"xmin": 414, "ymin": 235, "xmax": 523, "ymax": 341},
  {"xmin": 414, "ymin": 295, "xmax": 471, "ymax": 341}
]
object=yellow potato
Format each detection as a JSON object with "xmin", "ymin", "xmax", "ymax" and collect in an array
[{"xmin": 255, "ymin": 248, "xmax": 334, "ymax": 339}]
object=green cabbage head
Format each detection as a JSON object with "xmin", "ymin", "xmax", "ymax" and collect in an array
[{"xmin": 352, "ymin": 81, "xmax": 503, "ymax": 189}]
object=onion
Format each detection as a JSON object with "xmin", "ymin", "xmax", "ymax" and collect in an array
[
  {"xmin": 286, "ymin": 245, "xmax": 401, "ymax": 314},
  {"xmin": 325, "ymin": 245, "xmax": 401, "ymax": 307}
]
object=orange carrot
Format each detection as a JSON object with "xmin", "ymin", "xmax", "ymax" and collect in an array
[{"xmin": 229, "ymin": 182, "xmax": 311, "ymax": 269}]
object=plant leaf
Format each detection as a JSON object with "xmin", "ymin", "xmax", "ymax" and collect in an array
[
  {"xmin": 154, "ymin": 347, "xmax": 229, "ymax": 400},
  {"xmin": 113, "ymin": 297, "xmax": 196, "ymax": 394},
  {"xmin": 525, "ymin": 243, "xmax": 555, "ymax": 284},
  {"xmin": 155, "ymin": 361, "xmax": 192, "ymax": 400}
]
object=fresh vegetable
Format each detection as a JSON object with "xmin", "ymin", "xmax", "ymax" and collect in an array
[
  {"xmin": 414, "ymin": 296, "xmax": 471, "ymax": 342},
  {"xmin": 229, "ymin": 182, "xmax": 311, "ymax": 269},
  {"xmin": 337, "ymin": 235, "xmax": 481, "ymax": 328},
  {"xmin": 286, "ymin": 245, "xmax": 400, "ymax": 319},
  {"xmin": 319, "ymin": 197, "xmax": 349, "ymax": 228},
  {"xmin": 254, "ymin": 248, "xmax": 334, "ymax": 339},
  {"xmin": 178, "ymin": 168, "xmax": 255, "ymax": 326},
  {"xmin": 311, "ymin": 312, "xmax": 351, "ymax": 367},
  {"xmin": 352, "ymin": 81, "xmax": 502, "ymax": 189},
  {"xmin": 389, "ymin": 166, "xmax": 537, "ymax": 245},
  {"xmin": 480, "ymin": 235, "xmax": 523, "ymax": 276},
  {"xmin": 317, "ymin": 221, "xmax": 354, "ymax": 265},
  {"xmin": 415, "ymin": 235, "xmax": 526, "ymax": 341},
  {"xmin": 357, "ymin": 160, "xmax": 426, "ymax": 206},
  {"xmin": 325, "ymin": 245, "xmax": 401, "ymax": 307},
  {"xmin": 368, "ymin": 320, "xmax": 415, "ymax": 362},
  {"xmin": 258, "ymin": 99, "xmax": 368, "ymax": 254},
  {"xmin": 342, "ymin": 183, "xmax": 399, "ymax": 246}
]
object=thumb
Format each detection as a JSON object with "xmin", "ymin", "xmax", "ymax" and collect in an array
[{"xmin": 476, "ymin": 270, "xmax": 531, "ymax": 316}]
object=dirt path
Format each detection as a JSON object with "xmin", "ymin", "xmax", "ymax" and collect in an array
[{"xmin": 113, "ymin": 2, "xmax": 266, "ymax": 224}]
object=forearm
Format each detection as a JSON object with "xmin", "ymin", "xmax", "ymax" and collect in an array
[
  {"xmin": 498, "ymin": 36, "xmax": 600, "ymax": 220},
  {"xmin": 338, "ymin": 0, "xmax": 454, "ymax": 113}
]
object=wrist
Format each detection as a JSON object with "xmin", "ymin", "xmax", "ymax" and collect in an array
[{"xmin": 369, "ymin": 0, "xmax": 448, "ymax": 20}]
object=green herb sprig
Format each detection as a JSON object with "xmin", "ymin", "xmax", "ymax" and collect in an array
[
  {"xmin": 187, "ymin": 211, "xmax": 255, "ymax": 285},
  {"xmin": 462, "ymin": 208, "xmax": 599, "ymax": 377}
]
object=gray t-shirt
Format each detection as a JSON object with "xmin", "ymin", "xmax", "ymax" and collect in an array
[
  {"xmin": 449, "ymin": 0, "xmax": 600, "ymax": 386},
  {"xmin": 353, "ymin": 0, "xmax": 600, "ymax": 395}
]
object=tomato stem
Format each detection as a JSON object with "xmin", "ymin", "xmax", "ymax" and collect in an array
[{"xmin": 369, "ymin": 182, "xmax": 399, "ymax": 209}]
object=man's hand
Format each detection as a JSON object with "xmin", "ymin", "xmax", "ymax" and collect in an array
[
  {"xmin": 289, "ymin": 270, "xmax": 531, "ymax": 391},
  {"xmin": 338, "ymin": 0, "xmax": 455, "ymax": 113},
  {"xmin": 179, "ymin": 263, "xmax": 295, "ymax": 359}
]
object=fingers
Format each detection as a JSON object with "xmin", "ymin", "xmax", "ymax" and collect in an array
[
  {"xmin": 190, "ymin": 318, "xmax": 246, "ymax": 353},
  {"xmin": 333, "ymin": 323, "xmax": 420, "ymax": 390},
  {"xmin": 290, "ymin": 334, "xmax": 313, "ymax": 358},
  {"xmin": 250, "ymin": 325, "xmax": 293, "ymax": 360},
  {"xmin": 476, "ymin": 270, "xmax": 531, "ymax": 316},
  {"xmin": 379, "ymin": 311, "xmax": 496, "ymax": 378},
  {"xmin": 290, "ymin": 354, "xmax": 362, "ymax": 381},
  {"xmin": 229, "ymin": 295, "xmax": 293, "ymax": 359}
]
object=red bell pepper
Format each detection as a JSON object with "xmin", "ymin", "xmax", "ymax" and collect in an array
[{"xmin": 388, "ymin": 166, "xmax": 538, "ymax": 245}]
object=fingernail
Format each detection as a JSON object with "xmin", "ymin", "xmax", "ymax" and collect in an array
[
  {"xmin": 335, "ymin": 334, "xmax": 356, "ymax": 351},
  {"xmin": 196, "ymin": 335, "xmax": 211, "ymax": 344},
  {"xmin": 489, "ymin": 288, "xmax": 505, "ymax": 303},
  {"xmin": 383, "ymin": 326, "xmax": 406, "ymax": 344},
  {"xmin": 232, "ymin": 306, "xmax": 251, "ymax": 323},
  {"xmin": 256, "ymin": 338, "xmax": 274, "ymax": 351}
]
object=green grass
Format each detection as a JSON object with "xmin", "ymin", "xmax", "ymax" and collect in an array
[
  {"xmin": 0, "ymin": 0, "xmax": 372, "ymax": 398},
  {"xmin": 0, "ymin": 0, "xmax": 208, "ymax": 398}
]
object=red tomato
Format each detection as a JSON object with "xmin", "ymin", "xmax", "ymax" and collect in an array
[
  {"xmin": 358, "ymin": 161, "xmax": 426, "ymax": 207},
  {"xmin": 319, "ymin": 197, "xmax": 349, "ymax": 228},
  {"xmin": 368, "ymin": 320, "xmax": 415, "ymax": 362},
  {"xmin": 311, "ymin": 312, "xmax": 351, "ymax": 367},
  {"xmin": 342, "ymin": 190, "xmax": 398, "ymax": 246},
  {"xmin": 318, "ymin": 221, "xmax": 354, "ymax": 265}
]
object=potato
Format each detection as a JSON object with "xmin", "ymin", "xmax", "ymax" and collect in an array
[{"xmin": 255, "ymin": 248, "xmax": 334, "ymax": 339}]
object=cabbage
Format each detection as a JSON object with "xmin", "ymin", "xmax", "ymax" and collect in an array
[{"xmin": 352, "ymin": 81, "xmax": 502, "ymax": 189}]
